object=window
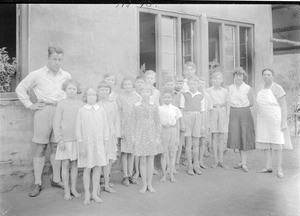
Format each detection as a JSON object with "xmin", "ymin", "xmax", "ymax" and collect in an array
[
  {"xmin": 139, "ymin": 9, "xmax": 199, "ymax": 88},
  {"xmin": 208, "ymin": 20, "xmax": 254, "ymax": 86}
]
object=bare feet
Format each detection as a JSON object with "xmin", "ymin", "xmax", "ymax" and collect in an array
[
  {"xmin": 173, "ymin": 169, "xmax": 179, "ymax": 175},
  {"xmin": 170, "ymin": 175, "xmax": 177, "ymax": 183},
  {"xmin": 211, "ymin": 162, "xmax": 219, "ymax": 168},
  {"xmin": 160, "ymin": 175, "xmax": 167, "ymax": 182},
  {"xmin": 139, "ymin": 186, "xmax": 147, "ymax": 194},
  {"xmin": 104, "ymin": 186, "xmax": 116, "ymax": 194},
  {"xmin": 71, "ymin": 189, "xmax": 82, "ymax": 198},
  {"xmin": 92, "ymin": 193, "xmax": 103, "ymax": 203},
  {"xmin": 83, "ymin": 194, "xmax": 91, "ymax": 205},
  {"xmin": 64, "ymin": 192, "xmax": 72, "ymax": 200},
  {"xmin": 147, "ymin": 186, "xmax": 156, "ymax": 193}
]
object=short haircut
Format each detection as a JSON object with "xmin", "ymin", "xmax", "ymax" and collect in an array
[
  {"xmin": 261, "ymin": 68, "xmax": 275, "ymax": 76},
  {"xmin": 183, "ymin": 62, "xmax": 196, "ymax": 71},
  {"xmin": 61, "ymin": 79, "xmax": 82, "ymax": 94},
  {"xmin": 135, "ymin": 75, "xmax": 146, "ymax": 82},
  {"xmin": 48, "ymin": 46, "xmax": 64, "ymax": 57},
  {"xmin": 97, "ymin": 81, "xmax": 112, "ymax": 94},
  {"xmin": 103, "ymin": 73, "xmax": 117, "ymax": 85},
  {"xmin": 233, "ymin": 67, "xmax": 248, "ymax": 82},
  {"xmin": 174, "ymin": 75, "xmax": 184, "ymax": 82},
  {"xmin": 120, "ymin": 76, "xmax": 134, "ymax": 89},
  {"xmin": 138, "ymin": 83, "xmax": 153, "ymax": 96},
  {"xmin": 145, "ymin": 70, "xmax": 156, "ymax": 77},
  {"xmin": 82, "ymin": 86, "xmax": 100, "ymax": 103},
  {"xmin": 161, "ymin": 89, "xmax": 173, "ymax": 96},
  {"xmin": 187, "ymin": 74, "xmax": 200, "ymax": 83},
  {"xmin": 163, "ymin": 76, "xmax": 175, "ymax": 85},
  {"xmin": 211, "ymin": 71, "xmax": 223, "ymax": 79}
]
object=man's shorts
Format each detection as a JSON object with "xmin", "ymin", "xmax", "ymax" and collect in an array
[
  {"xmin": 210, "ymin": 107, "xmax": 227, "ymax": 133},
  {"xmin": 32, "ymin": 105, "xmax": 56, "ymax": 144},
  {"xmin": 183, "ymin": 111, "xmax": 203, "ymax": 138},
  {"xmin": 161, "ymin": 126, "xmax": 178, "ymax": 152}
]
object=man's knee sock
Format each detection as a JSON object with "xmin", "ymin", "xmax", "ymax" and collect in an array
[
  {"xmin": 50, "ymin": 154, "xmax": 61, "ymax": 182},
  {"xmin": 33, "ymin": 157, "xmax": 45, "ymax": 185}
]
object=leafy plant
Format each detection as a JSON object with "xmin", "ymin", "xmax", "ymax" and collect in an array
[
  {"xmin": 209, "ymin": 59, "xmax": 222, "ymax": 86},
  {"xmin": 0, "ymin": 47, "xmax": 17, "ymax": 93}
]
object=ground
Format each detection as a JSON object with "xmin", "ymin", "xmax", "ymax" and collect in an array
[{"xmin": 0, "ymin": 137, "xmax": 299, "ymax": 216}]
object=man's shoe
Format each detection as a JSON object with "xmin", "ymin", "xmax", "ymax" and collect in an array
[
  {"xmin": 50, "ymin": 180, "xmax": 64, "ymax": 189},
  {"xmin": 29, "ymin": 184, "xmax": 41, "ymax": 197}
]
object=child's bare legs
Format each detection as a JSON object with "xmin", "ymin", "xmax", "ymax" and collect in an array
[
  {"xmin": 218, "ymin": 133, "xmax": 225, "ymax": 164},
  {"xmin": 92, "ymin": 166, "xmax": 103, "ymax": 203},
  {"xmin": 103, "ymin": 161, "xmax": 115, "ymax": 193},
  {"xmin": 139, "ymin": 156, "xmax": 147, "ymax": 193},
  {"xmin": 147, "ymin": 155, "xmax": 155, "ymax": 193},
  {"xmin": 199, "ymin": 138, "xmax": 207, "ymax": 168},
  {"xmin": 160, "ymin": 152, "xmax": 167, "ymax": 182},
  {"xmin": 122, "ymin": 153, "xmax": 128, "ymax": 177},
  {"xmin": 83, "ymin": 168, "xmax": 91, "ymax": 205},
  {"xmin": 265, "ymin": 149, "xmax": 272, "ymax": 170},
  {"xmin": 169, "ymin": 150, "xmax": 177, "ymax": 182},
  {"xmin": 192, "ymin": 137, "xmax": 202, "ymax": 174},
  {"xmin": 211, "ymin": 133, "xmax": 219, "ymax": 168},
  {"xmin": 70, "ymin": 160, "xmax": 81, "ymax": 198},
  {"xmin": 133, "ymin": 156, "xmax": 140, "ymax": 180},
  {"xmin": 185, "ymin": 137, "xmax": 194, "ymax": 175},
  {"xmin": 128, "ymin": 153, "xmax": 134, "ymax": 177},
  {"xmin": 62, "ymin": 160, "xmax": 71, "ymax": 200},
  {"xmin": 175, "ymin": 134, "xmax": 184, "ymax": 171},
  {"xmin": 276, "ymin": 149, "xmax": 283, "ymax": 177}
]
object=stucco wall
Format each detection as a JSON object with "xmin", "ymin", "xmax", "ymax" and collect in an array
[{"xmin": 0, "ymin": 4, "xmax": 274, "ymax": 191}]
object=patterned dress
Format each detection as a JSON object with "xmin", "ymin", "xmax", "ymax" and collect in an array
[
  {"xmin": 76, "ymin": 104, "xmax": 109, "ymax": 168},
  {"xmin": 116, "ymin": 92, "xmax": 141, "ymax": 153},
  {"xmin": 133, "ymin": 101, "xmax": 163, "ymax": 156},
  {"xmin": 98, "ymin": 99, "xmax": 121, "ymax": 163}
]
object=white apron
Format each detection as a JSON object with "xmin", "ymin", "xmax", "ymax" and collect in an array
[{"xmin": 256, "ymin": 85, "xmax": 284, "ymax": 144}]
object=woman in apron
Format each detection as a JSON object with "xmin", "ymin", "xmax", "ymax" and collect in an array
[{"xmin": 256, "ymin": 68, "xmax": 292, "ymax": 178}]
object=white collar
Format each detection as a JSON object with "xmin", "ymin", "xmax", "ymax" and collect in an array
[
  {"xmin": 44, "ymin": 66, "xmax": 62, "ymax": 75},
  {"xmin": 84, "ymin": 104, "xmax": 100, "ymax": 110},
  {"xmin": 187, "ymin": 90, "xmax": 201, "ymax": 97}
]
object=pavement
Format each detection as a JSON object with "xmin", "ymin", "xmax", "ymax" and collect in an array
[{"xmin": 1, "ymin": 137, "xmax": 299, "ymax": 216}]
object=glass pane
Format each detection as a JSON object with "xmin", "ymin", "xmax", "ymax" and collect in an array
[
  {"xmin": 184, "ymin": 56, "xmax": 191, "ymax": 64},
  {"xmin": 162, "ymin": 53, "xmax": 175, "ymax": 70},
  {"xmin": 225, "ymin": 42, "xmax": 234, "ymax": 56},
  {"xmin": 225, "ymin": 56, "xmax": 235, "ymax": 70},
  {"xmin": 240, "ymin": 44, "xmax": 246, "ymax": 57},
  {"xmin": 162, "ymin": 36, "xmax": 174, "ymax": 53},
  {"xmin": 183, "ymin": 41, "xmax": 191, "ymax": 56},
  {"xmin": 225, "ymin": 26, "xmax": 234, "ymax": 42},
  {"xmin": 182, "ymin": 24, "xmax": 191, "ymax": 39},
  {"xmin": 162, "ymin": 17, "xmax": 175, "ymax": 36},
  {"xmin": 240, "ymin": 58, "xmax": 247, "ymax": 69}
]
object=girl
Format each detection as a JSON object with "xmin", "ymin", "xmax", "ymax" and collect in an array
[
  {"xmin": 103, "ymin": 73, "xmax": 118, "ymax": 101},
  {"xmin": 98, "ymin": 81, "xmax": 121, "ymax": 193},
  {"xmin": 133, "ymin": 84, "xmax": 162, "ymax": 193},
  {"xmin": 53, "ymin": 79, "xmax": 84, "ymax": 200},
  {"xmin": 116, "ymin": 76, "xmax": 141, "ymax": 186},
  {"xmin": 76, "ymin": 86, "xmax": 109, "ymax": 205}
]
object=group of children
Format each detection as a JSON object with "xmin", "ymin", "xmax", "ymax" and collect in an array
[{"xmin": 53, "ymin": 62, "xmax": 231, "ymax": 205}]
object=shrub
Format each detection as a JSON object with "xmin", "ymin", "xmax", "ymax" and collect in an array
[{"xmin": 0, "ymin": 47, "xmax": 17, "ymax": 93}]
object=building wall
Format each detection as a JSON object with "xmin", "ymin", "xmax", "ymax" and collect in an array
[{"xmin": 0, "ymin": 4, "xmax": 273, "ymax": 191}]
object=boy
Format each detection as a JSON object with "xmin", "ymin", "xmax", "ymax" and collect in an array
[
  {"xmin": 206, "ymin": 71, "xmax": 229, "ymax": 169},
  {"xmin": 159, "ymin": 90, "xmax": 182, "ymax": 183},
  {"xmin": 182, "ymin": 62, "xmax": 197, "ymax": 93},
  {"xmin": 198, "ymin": 77, "xmax": 213, "ymax": 169},
  {"xmin": 183, "ymin": 74, "xmax": 205, "ymax": 175},
  {"xmin": 145, "ymin": 70, "xmax": 160, "ymax": 107}
]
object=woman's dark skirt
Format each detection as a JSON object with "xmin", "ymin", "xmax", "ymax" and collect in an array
[{"xmin": 227, "ymin": 107, "xmax": 255, "ymax": 151}]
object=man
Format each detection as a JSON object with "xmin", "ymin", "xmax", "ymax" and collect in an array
[{"xmin": 16, "ymin": 46, "xmax": 71, "ymax": 197}]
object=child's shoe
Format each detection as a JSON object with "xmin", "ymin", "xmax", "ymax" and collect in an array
[
  {"xmin": 211, "ymin": 162, "xmax": 219, "ymax": 169},
  {"xmin": 187, "ymin": 167, "xmax": 195, "ymax": 175},
  {"xmin": 122, "ymin": 177, "xmax": 130, "ymax": 186},
  {"xmin": 277, "ymin": 170, "xmax": 284, "ymax": 178},
  {"xmin": 193, "ymin": 167, "xmax": 202, "ymax": 175}
]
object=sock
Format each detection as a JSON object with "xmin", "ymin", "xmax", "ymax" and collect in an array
[
  {"xmin": 33, "ymin": 157, "xmax": 45, "ymax": 185},
  {"xmin": 50, "ymin": 154, "xmax": 61, "ymax": 183}
]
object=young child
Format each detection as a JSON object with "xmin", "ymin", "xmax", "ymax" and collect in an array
[
  {"xmin": 206, "ymin": 71, "xmax": 229, "ymax": 169},
  {"xmin": 133, "ymin": 84, "xmax": 162, "ymax": 193},
  {"xmin": 98, "ymin": 81, "xmax": 121, "ymax": 193},
  {"xmin": 158, "ymin": 89, "xmax": 182, "ymax": 183},
  {"xmin": 145, "ymin": 70, "xmax": 160, "ymax": 107},
  {"xmin": 53, "ymin": 79, "xmax": 84, "ymax": 200},
  {"xmin": 198, "ymin": 77, "xmax": 213, "ymax": 169},
  {"xmin": 76, "ymin": 86, "xmax": 109, "ymax": 205},
  {"xmin": 172, "ymin": 75, "xmax": 186, "ymax": 169},
  {"xmin": 116, "ymin": 76, "xmax": 141, "ymax": 186},
  {"xmin": 182, "ymin": 62, "xmax": 197, "ymax": 93},
  {"xmin": 103, "ymin": 73, "xmax": 118, "ymax": 101},
  {"xmin": 183, "ymin": 74, "xmax": 205, "ymax": 175}
]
